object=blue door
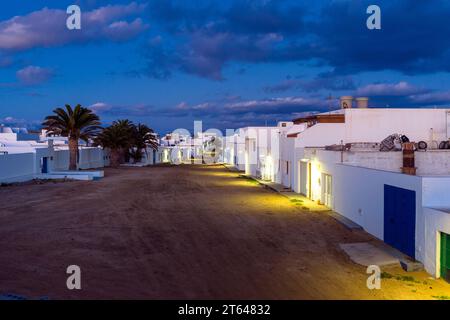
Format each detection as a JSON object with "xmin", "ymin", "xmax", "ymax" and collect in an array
[
  {"xmin": 384, "ymin": 185, "xmax": 416, "ymax": 258},
  {"xmin": 42, "ymin": 157, "xmax": 48, "ymax": 174}
]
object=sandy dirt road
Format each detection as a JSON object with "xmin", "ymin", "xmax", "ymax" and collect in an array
[{"xmin": 0, "ymin": 164, "xmax": 449, "ymax": 299}]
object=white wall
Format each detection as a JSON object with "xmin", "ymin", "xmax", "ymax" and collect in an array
[
  {"xmin": 279, "ymin": 135, "xmax": 295, "ymax": 187},
  {"xmin": 319, "ymin": 150, "xmax": 450, "ymax": 176},
  {"xmin": 0, "ymin": 153, "xmax": 35, "ymax": 182},
  {"xmin": 344, "ymin": 108, "xmax": 450, "ymax": 143},
  {"xmin": 295, "ymin": 123, "xmax": 346, "ymax": 148},
  {"xmin": 79, "ymin": 147, "xmax": 105, "ymax": 169},
  {"xmin": 422, "ymin": 177, "xmax": 450, "ymax": 207},
  {"xmin": 332, "ymin": 164, "xmax": 424, "ymax": 259}
]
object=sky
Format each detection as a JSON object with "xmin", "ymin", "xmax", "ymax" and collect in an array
[{"xmin": 1, "ymin": 0, "xmax": 450, "ymax": 134}]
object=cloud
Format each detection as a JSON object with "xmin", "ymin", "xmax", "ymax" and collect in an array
[
  {"xmin": 141, "ymin": 0, "xmax": 450, "ymax": 79},
  {"xmin": 0, "ymin": 2, "xmax": 148, "ymax": 52},
  {"xmin": 0, "ymin": 116, "xmax": 41, "ymax": 129},
  {"xmin": 307, "ymin": 1, "xmax": 450, "ymax": 75},
  {"xmin": 143, "ymin": 30, "xmax": 287, "ymax": 80},
  {"xmin": 408, "ymin": 91, "xmax": 450, "ymax": 106},
  {"xmin": 355, "ymin": 81, "xmax": 429, "ymax": 97},
  {"xmin": 264, "ymin": 74, "xmax": 356, "ymax": 93},
  {"xmin": 16, "ymin": 66, "xmax": 53, "ymax": 85},
  {"xmin": 159, "ymin": 95, "xmax": 330, "ymax": 125},
  {"xmin": 142, "ymin": 0, "xmax": 310, "ymax": 79},
  {"xmin": 89, "ymin": 102, "xmax": 155, "ymax": 117},
  {"xmin": 350, "ymin": 81, "xmax": 450, "ymax": 108}
]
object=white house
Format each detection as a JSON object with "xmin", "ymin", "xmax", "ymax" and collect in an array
[
  {"xmin": 225, "ymin": 122, "xmax": 296, "ymax": 182},
  {"xmin": 290, "ymin": 97, "xmax": 450, "ymax": 279},
  {"xmin": 0, "ymin": 128, "xmax": 109, "ymax": 183}
]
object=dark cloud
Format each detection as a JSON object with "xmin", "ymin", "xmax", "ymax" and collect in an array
[
  {"xmin": 157, "ymin": 95, "xmax": 330, "ymax": 127},
  {"xmin": 351, "ymin": 81, "xmax": 450, "ymax": 108},
  {"xmin": 308, "ymin": 1, "xmax": 450, "ymax": 75},
  {"xmin": 142, "ymin": 0, "xmax": 310, "ymax": 79},
  {"xmin": 142, "ymin": 0, "xmax": 450, "ymax": 79},
  {"xmin": 264, "ymin": 74, "xmax": 356, "ymax": 93}
]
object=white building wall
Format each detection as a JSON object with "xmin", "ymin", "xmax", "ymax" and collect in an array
[
  {"xmin": 295, "ymin": 123, "xmax": 346, "ymax": 148},
  {"xmin": 53, "ymin": 149, "xmax": 70, "ymax": 171},
  {"xmin": 279, "ymin": 135, "xmax": 295, "ymax": 187},
  {"xmin": 0, "ymin": 153, "xmax": 35, "ymax": 182},
  {"xmin": 302, "ymin": 148, "xmax": 450, "ymax": 273},
  {"xmin": 323, "ymin": 150, "xmax": 450, "ymax": 176},
  {"xmin": 331, "ymin": 164, "xmax": 424, "ymax": 261},
  {"xmin": 79, "ymin": 148, "xmax": 105, "ymax": 169},
  {"xmin": 344, "ymin": 108, "xmax": 450, "ymax": 143}
]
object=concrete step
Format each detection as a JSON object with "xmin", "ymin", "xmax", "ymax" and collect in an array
[{"xmin": 400, "ymin": 259, "xmax": 424, "ymax": 272}]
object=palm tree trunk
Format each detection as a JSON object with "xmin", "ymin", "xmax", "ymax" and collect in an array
[
  {"xmin": 110, "ymin": 149, "xmax": 121, "ymax": 168},
  {"xmin": 68, "ymin": 137, "xmax": 78, "ymax": 170}
]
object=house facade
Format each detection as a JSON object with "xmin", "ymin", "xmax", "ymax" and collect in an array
[{"xmin": 286, "ymin": 98, "xmax": 450, "ymax": 279}]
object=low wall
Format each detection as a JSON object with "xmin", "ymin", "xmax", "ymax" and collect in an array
[
  {"xmin": 79, "ymin": 148, "xmax": 105, "ymax": 169},
  {"xmin": 54, "ymin": 148, "xmax": 106, "ymax": 170},
  {"xmin": 0, "ymin": 153, "xmax": 35, "ymax": 182},
  {"xmin": 344, "ymin": 150, "xmax": 450, "ymax": 175}
]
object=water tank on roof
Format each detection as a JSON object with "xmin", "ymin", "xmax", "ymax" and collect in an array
[
  {"xmin": 355, "ymin": 97, "xmax": 369, "ymax": 108},
  {"xmin": 1, "ymin": 127, "xmax": 13, "ymax": 133}
]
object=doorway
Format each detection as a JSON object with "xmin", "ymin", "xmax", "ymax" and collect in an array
[
  {"xmin": 299, "ymin": 161, "xmax": 311, "ymax": 198},
  {"xmin": 441, "ymin": 232, "xmax": 450, "ymax": 282},
  {"xmin": 384, "ymin": 185, "xmax": 416, "ymax": 258},
  {"xmin": 321, "ymin": 173, "xmax": 332, "ymax": 207},
  {"xmin": 41, "ymin": 157, "xmax": 49, "ymax": 174}
]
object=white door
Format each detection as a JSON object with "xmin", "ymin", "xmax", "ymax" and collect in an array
[
  {"xmin": 321, "ymin": 173, "xmax": 332, "ymax": 207},
  {"xmin": 299, "ymin": 161, "xmax": 307, "ymax": 196},
  {"xmin": 283, "ymin": 161, "xmax": 291, "ymax": 188}
]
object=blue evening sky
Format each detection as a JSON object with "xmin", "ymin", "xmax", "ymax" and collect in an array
[{"xmin": 0, "ymin": 0, "xmax": 450, "ymax": 134}]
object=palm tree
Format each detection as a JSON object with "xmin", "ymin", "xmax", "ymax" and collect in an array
[
  {"xmin": 131, "ymin": 123, "xmax": 159, "ymax": 163},
  {"xmin": 94, "ymin": 120, "xmax": 134, "ymax": 168},
  {"xmin": 42, "ymin": 104, "xmax": 101, "ymax": 170}
]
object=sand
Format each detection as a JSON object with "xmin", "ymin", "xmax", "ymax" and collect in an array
[{"xmin": 0, "ymin": 164, "xmax": 449, "ymax": 299}]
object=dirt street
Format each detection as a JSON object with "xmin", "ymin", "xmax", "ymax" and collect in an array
[{"xmin": 0, "ymin": 165, "xmax": 449, "ymax": 299}]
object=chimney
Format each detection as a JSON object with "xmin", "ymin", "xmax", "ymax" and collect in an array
[
  {"xmin": 340, "ymin": 96, "xmax": 353, "ymax": 109},
  {"xmin": 355, "ymin": 97, "xmax": 369, "ymax": 108},
  {"xmin": 401, "ymin": 142, "xmax": 416, "ymax": 175}
]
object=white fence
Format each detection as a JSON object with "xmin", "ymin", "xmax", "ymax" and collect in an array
[{"xmin": 0, "ymin": 147, "xmax": 110, "ymax": 183}]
